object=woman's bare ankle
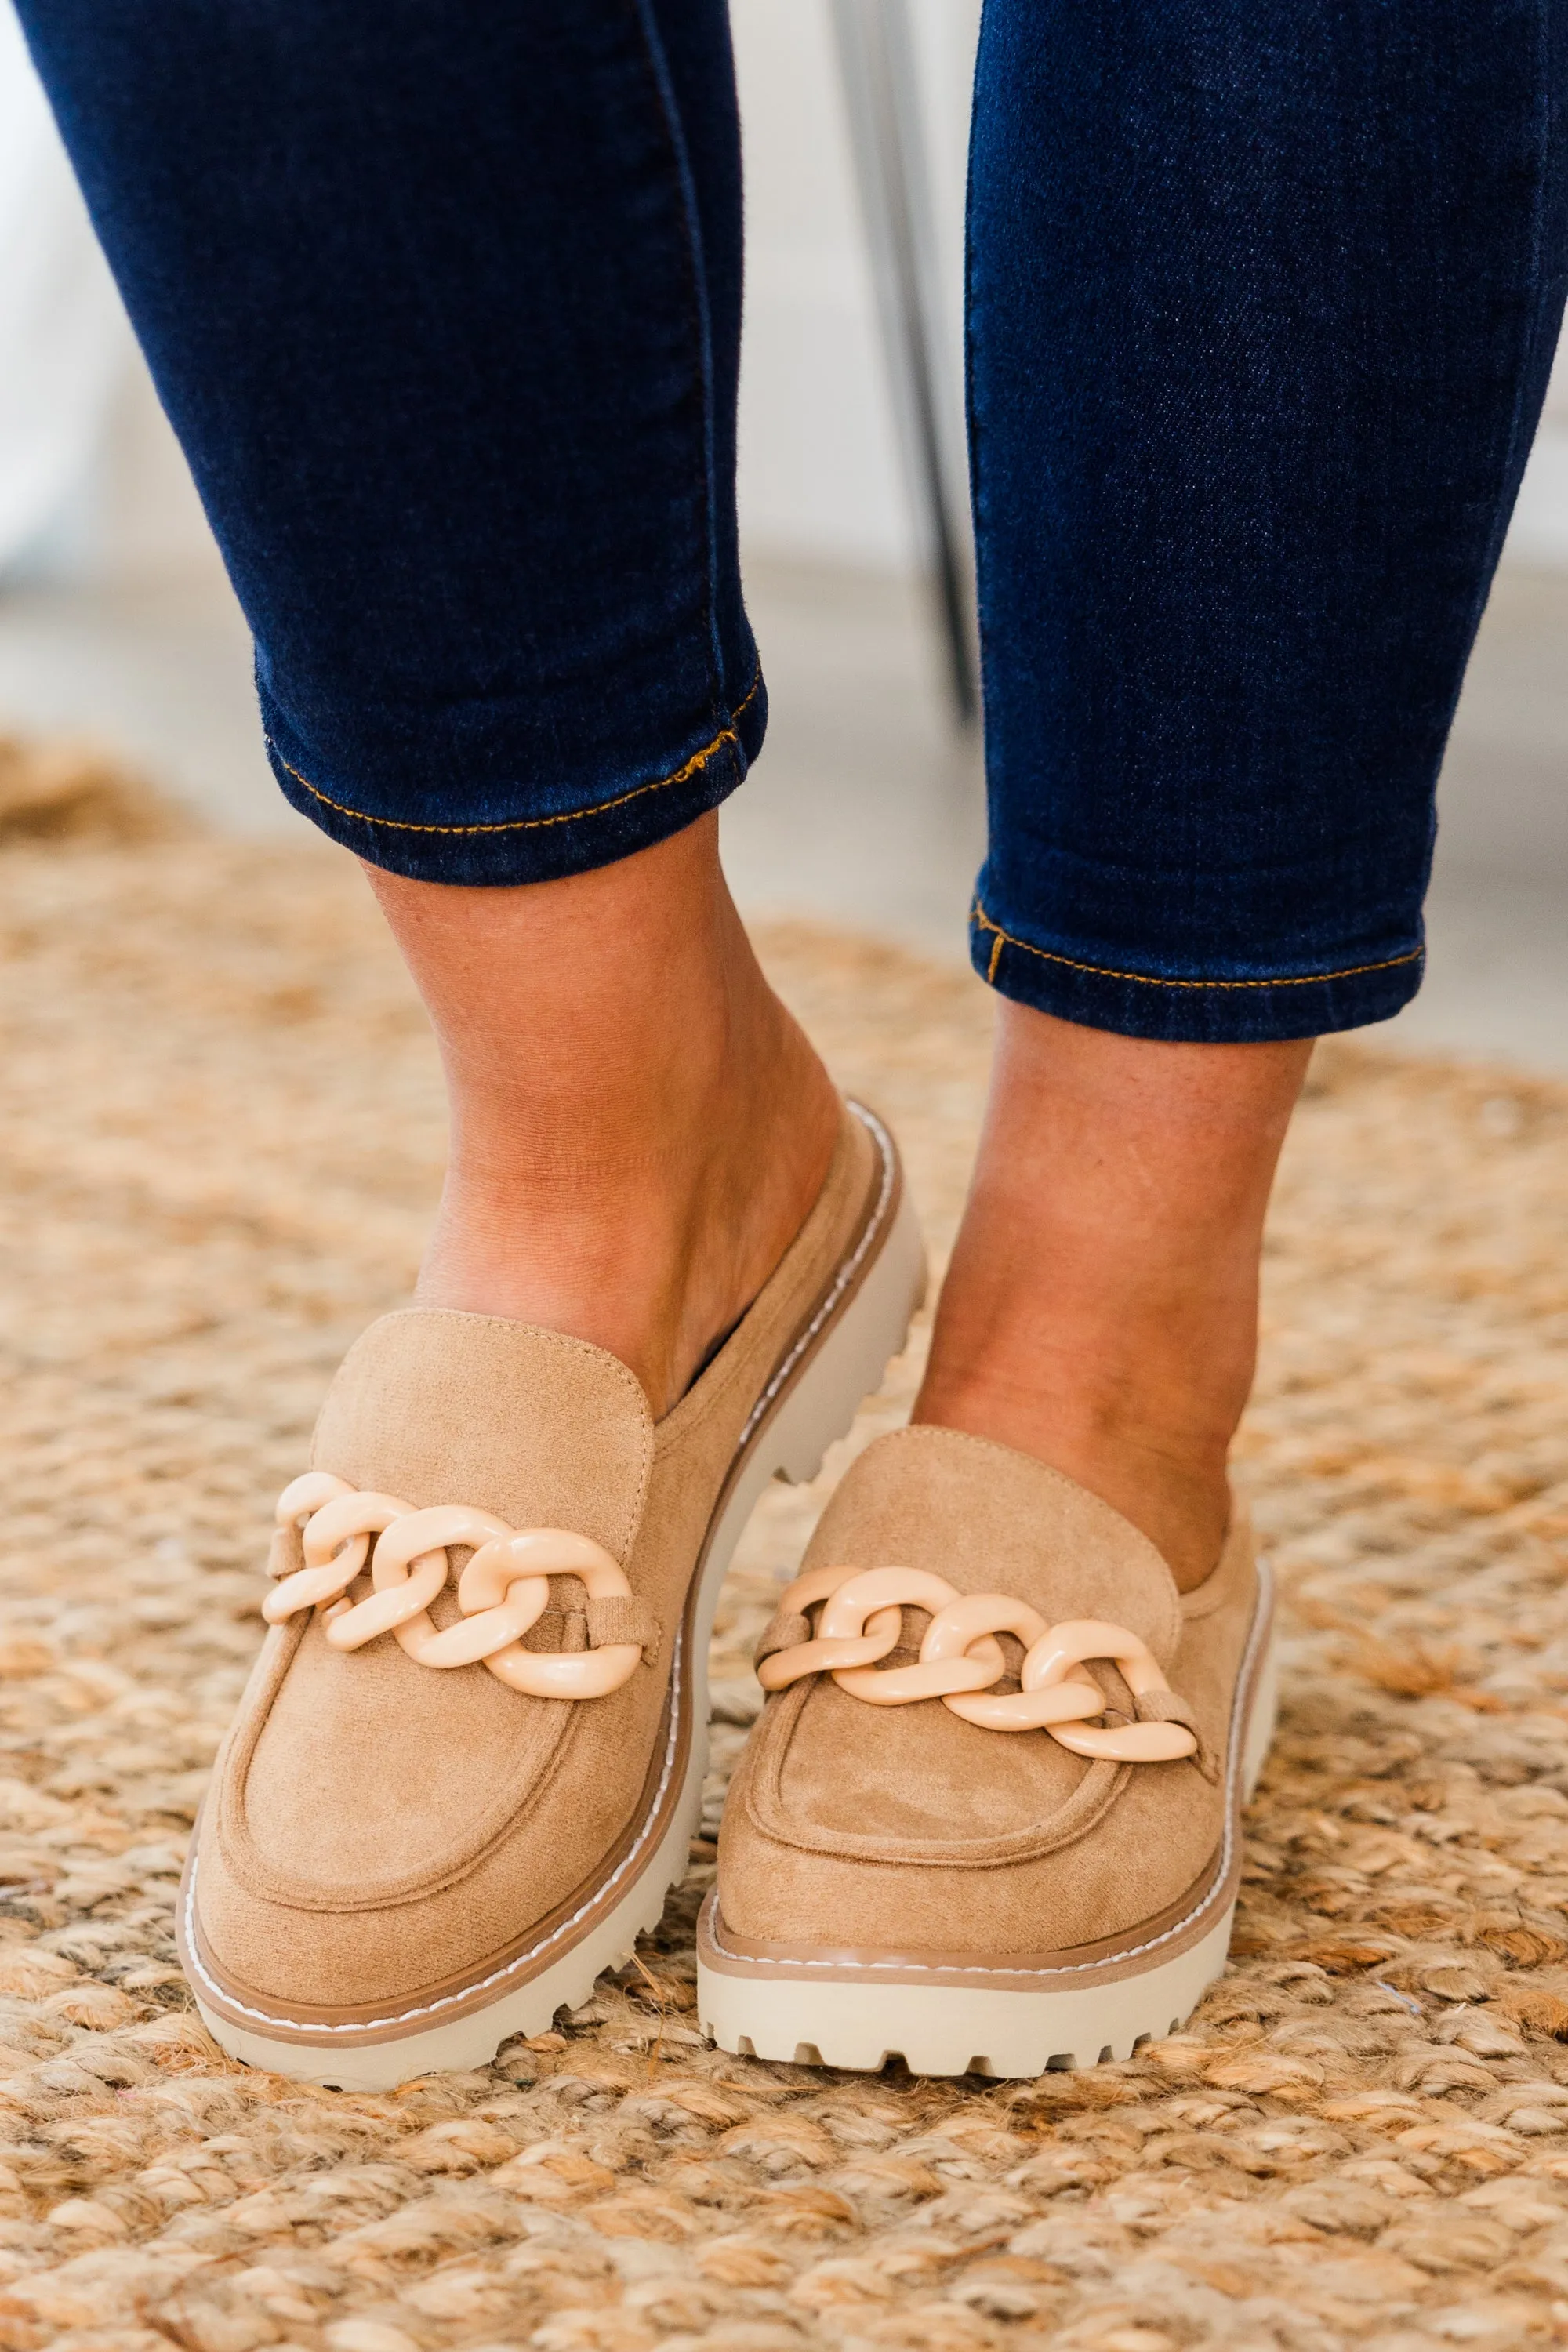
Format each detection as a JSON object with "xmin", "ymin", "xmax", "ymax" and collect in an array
[
  {"xmin": 362, "ymin": 815, "xmax": 840, "ymax": 1416},
  {"xmin": 915, "ymin": 1002, "xmax": 1312, "ymax": 1591},
  {"xmin": 914, "ymin": 1363, "xmax": 1238, "ymax": 1589}
]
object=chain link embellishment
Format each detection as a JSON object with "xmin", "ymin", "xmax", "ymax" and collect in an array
[
  {"xmin": 757, "ymin": 1564, "xmax": 1198, "ymax": 1762},
  {"xmin": 265, "ymin": 1473, "xmax": 648, "ymax": 1698}
]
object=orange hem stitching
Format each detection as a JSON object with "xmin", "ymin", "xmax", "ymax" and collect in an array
[
  {"xmin": 269, "ymin": 668, "xmax": 761, "ymax": 839},
  {"xmin": 971, "ymin": 898, "xmax": 1424, "ymax": 994}
]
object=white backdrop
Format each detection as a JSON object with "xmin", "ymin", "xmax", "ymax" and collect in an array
[
  {"xmin": 0, "ymin": 0, "xmax": 977, "ymax": 584},
  {"xmin": 0, "ymin": 2, "xmax": 127, "ymax": 572},
  {"xmin": 731, "ymin": 0, "xmax": 977, "ymax": 566},
  {"xmin": 2, "ymin": 0, "xmax": 1567, "ymax": 583}
]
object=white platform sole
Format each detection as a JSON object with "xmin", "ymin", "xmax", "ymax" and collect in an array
[
  {"xmin": 697, "ymin": 1598, "xmax": 1277, "ymax": 2080},
  {"xmin": 194, "ymin": 1127, "xmax": 927, "ymax": 2089}
]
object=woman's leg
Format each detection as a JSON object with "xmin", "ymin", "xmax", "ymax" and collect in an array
[
  {"xmin": 22, "ymin": 3, "xmax": 908, "ymax": 2089},
  {"xmin": 365, "ymin": 819, "xmax": 837, "ymax": 1417},
  {"xmin": 917, "ymin": 1013, "xmax": 1310, "ymax": 1586},
  {"xmin": 17, "ymin": 0, "xmax": 838, "ymax": 1416},
  {"xmin": 917, "ymin": 0, "xmax": 1568, "ymax": 1581},
  {"xmin": 697, "ymin": 2, "xmax": 1568, "ymax": 2078},
  {"xmin": 16, "ymin": 0, "xmax": 764, "ymax": 874}
]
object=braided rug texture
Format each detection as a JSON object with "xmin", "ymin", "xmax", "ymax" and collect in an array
[{"xmin": 0, "ymin": 829, "xmax": 1566, "ymax": 2352}]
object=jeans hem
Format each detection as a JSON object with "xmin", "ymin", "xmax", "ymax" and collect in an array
[
  {"xmin": 970, "ymin": 900, "xmax": 1425, "ymax": 1043},
  {"xmin": 267, "ymin": 666, "xmax": 765, "ymax": 886}
]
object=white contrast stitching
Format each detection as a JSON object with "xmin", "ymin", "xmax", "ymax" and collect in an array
[
  {"xmin": 704, "ymin": 1559, "xmax": 1274, "ymax": 1981},
  {"xmin": 183, "ymin": 1626, "xmax": 686, "ymax": 2036},
  {"xmin": 185, "ymin": 1105, "xmax": 898, "ymax": 2038}
]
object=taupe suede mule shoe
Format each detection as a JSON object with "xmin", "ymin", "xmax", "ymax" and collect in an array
[
  {"xmin": 698, "ymin": 1426, "xmax": 1276, "ymax": 2078},
  {"xmin": 180, "ymin": 1100, "xmax": 924, "ymax": 2089}
]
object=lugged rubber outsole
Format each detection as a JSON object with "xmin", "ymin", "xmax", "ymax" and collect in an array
[
  {"xmin": 192, "ymin": 1118, "xmax": 927, "ymax": 2089},
  {"xmin": 695, "ymin": 1589, "xmax": 1278, "ymax": 2081}
]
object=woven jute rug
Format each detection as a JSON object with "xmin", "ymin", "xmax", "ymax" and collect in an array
[{"xmin": 2, "ymin": 794, "xmax": 1568, "ymax": 2351}]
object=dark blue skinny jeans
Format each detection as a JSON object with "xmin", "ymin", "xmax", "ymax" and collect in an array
[{"xmin": 17, "ymin": 0, "xmax": 1568, "ymax": 1042}]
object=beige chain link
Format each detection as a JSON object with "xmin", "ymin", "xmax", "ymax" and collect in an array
[
  {"xmin": 266, "ymin": 1473, "xmax": 645, "ymax": 1698},
  {"xmin": 757, "ymin": 1563, "xmax": 1197, "ymax": 1761}
]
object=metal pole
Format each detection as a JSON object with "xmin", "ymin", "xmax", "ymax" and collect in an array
[{"xmin": 830, "ymin": 0, "xmax": 978, "ymax": 725}]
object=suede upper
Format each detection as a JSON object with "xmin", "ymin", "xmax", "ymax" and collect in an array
[
  {"xmin": 192, "ymin": 1101, "xmax": 884, "ymax": 2019},
  {"xmin": 718, "ymin": 1425, "xmax": 1261, "ymax": 1961}
]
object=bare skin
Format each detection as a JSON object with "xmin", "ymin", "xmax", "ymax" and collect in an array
[
  {"xmin": 365, "ymin": 814, "xmax": 1311, "ymax": 1581},
  {"xmin": 914, "ymin": 1001, "xmax": 1312, "ymax": 1589},
  {"xmin": 363, "ymin": 813, "xmax": 840, "ymax": 1420}
]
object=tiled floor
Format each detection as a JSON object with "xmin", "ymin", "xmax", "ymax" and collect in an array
[{"xmin": 0, "ymin": 552, "xmax": 1564, "ymax": 1071}]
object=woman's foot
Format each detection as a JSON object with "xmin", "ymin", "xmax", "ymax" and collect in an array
[
  {"xmin": 703, "ymin": 973, "xmax": 1308, "ymax": 2076},
  {"xmin": 363, "ymin": 811, "xmax": 842, "ymax": 1416},
  {"xmin": 702, "ymin": 1423, "xmax": 1276, "ymax": 2074},
  {"xmin": 915, "ymin": 1000, "xmax": 1312, "ymax": 1588},
  {"xmin": 183, "ymin": 816, "xmax": 934, "ymax": 2088},
  {"xmin": 183, "ymin": 1098, "xmax": 926, "ymax": 2087}
]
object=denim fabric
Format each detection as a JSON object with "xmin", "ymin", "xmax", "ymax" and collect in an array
[
  {"xmin": 16, "ymin": 0, "xmax": 762, "ymax": 885},
  {"xmin": 967, "ymin": 0, "xmax": 1568, "ymax": 1039},
  {"xmin": 18, "ymin": 0, "xmax": 1568, "ymax": 1036}
]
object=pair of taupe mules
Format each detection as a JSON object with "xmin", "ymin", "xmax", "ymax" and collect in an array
[{"xmin": 180, "ymin": 1101, "xmax": 1275, "ymax": 2089}]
